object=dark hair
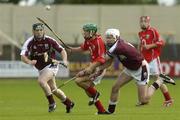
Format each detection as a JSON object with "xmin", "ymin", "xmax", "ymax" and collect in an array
[{"xmin": 32, "ymin": 23, "xmax": 44, "ymax": 30}]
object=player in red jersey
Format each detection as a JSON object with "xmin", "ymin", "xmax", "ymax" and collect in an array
[
  {"xmin": 68, "ymin": 23, "xmax": 107, "ymax": 114},
  {"xmin": 20, "ymin": 23, "xmax": 74, "ymax": 113},
  {"xmin": 85, "ymin": 28, "xmax": 175, "ymax": 114},
  {"xmin": 138, "ymin": 16, "xmax": 174, "ymax": 107}
]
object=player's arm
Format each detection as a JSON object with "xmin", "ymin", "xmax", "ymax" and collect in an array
[
  {"xmin": 20, "ymin": 40, "xmax": 37, "ymax": 65},
  {"xmin": 144, "ymin": 43, "xmax": 158, "ymax": 50},
  {"xmin": 84, "ymin": 61, "xmax": 102, "ymax": 75},
  {"xmin": 144, "ymin": 29, "xmax": 165, "ymax": 50},
  {"xmin": 87, "ymin": 53, "xmax": 113, "ymax": 73},
  {"xmin": 60, "ymin": 48, "xmax": 68, "ymax": 66},
  {"xmin": 153, "ymin": 29, "xmax": 165, "ymax": 47},
  {"xmin": 85, "ymin": 39, "xmax": 106, "ymax": 74},
  {"xmin": 68, "ymin": 46, "xmax": 84, "ymax": 53},
  {"xmin": 21, "ymin": 55, "xmax": 37, "ymax": 65},
  {"xmin": 66, "ymin": 41, "xmax": 88, "ymax": 53},
  {"xmin": 50, "ymin": 38, "xmax": 69, "ymax": 66},
  {"xmin": 98, "ymin": 54, "xmax": 113, "ymax": 71},
  {"xmin": 83, "ymin": 53, "xmax": 105, "ymax": 75},
  {"xmin": 78, "ymin": 55, "xmax": 111, "ymax": 77}
]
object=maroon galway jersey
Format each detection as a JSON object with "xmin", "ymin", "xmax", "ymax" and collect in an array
[
  {"xmin": 107, "ymin": 38, "xmax": 144, "ymax": 70},
  {"xmin": 20, "ymin": 35, "xmax": 64, "ymax": 70}
]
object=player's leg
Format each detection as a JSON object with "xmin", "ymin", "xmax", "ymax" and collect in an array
[
  {"xmin": 137, "ymin": 74, "xmax": 159, "ymax": 106},
  {"xmin": 86, "ymin": 80, "xmax": 106, "ymax": 114},
  {"xmin": 136, "ymin": 79, "xmax": 166, "ymax": 105},
  {"xmin": 85, "ymin": 84, "xmax": 95, "ymax": 106},
  {"xmin": 160, "ymin": 83, "xmax": 174, "ymax": 107},
  {"xmin": 38, "ymin": 68, "xmax": 56, "ymax": 112},
  {"xmin": 107, "ymin": 71, "xmax": 132, "ymax": 114},
  {"xmin": 48, "ymin": 78, "xmax": 74, "ymax": 113},
  {"xmin": 136, "ymin": 84, "xmax": 149, "ymax": 106},
  {"xmin": 75, "ymin": 76, "xmax": 106, "ymax": 114},
  {"xmin": 134, "ymin": 60, "xmax": 150, "ymax": 106},
  {"xmin": 75, "ymin": 76, "xmax": 100, "ymax": 102},
  {"xmin": 88, "ymin": 69, "xmax": 106, "ymax": 106},
  {"xmin": 150, "ymin": 58, "xmax": 173, "ymax": 106},
  {"xmin": 136, "ymin": 60, "xmax": 166, "ymax": 106}
]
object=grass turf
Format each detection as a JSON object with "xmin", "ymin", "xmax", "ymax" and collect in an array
[{"xmin": 0, "ymin": 78, "xmax": 179, "ymax": 120}]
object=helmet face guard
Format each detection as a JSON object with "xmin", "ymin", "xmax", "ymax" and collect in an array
[
  {"xmin": 105, "ymin": 28, "xmax": 120, "ymax": 48},
  {"xmin": 32, "ymin": 23, "xmax": 45, "ymax": 40}
]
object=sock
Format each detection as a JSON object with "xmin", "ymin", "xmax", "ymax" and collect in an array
[
  {"xmin": 47, "ymin": 94, "xmax": 55, "ymax": 104},
  {"xmin": 86, "ymin": 87, "xmax": 97, "ymax": 97},
  {"xmin": 63, "ymin": 97, "xmax": 72, "ymax": 106},
  {"xmin": 95, "ymin": 100, "xmax": 105, "ymax": 113},
  {"xmin": 163, "ymin": 92, "xmax": 171, "ymax": 101}
]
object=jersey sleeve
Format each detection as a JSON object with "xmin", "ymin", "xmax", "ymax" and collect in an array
[
  {"xmin": 93, "ymin": 53, "xmax": 105, "ymax": 64},
  {"xmin": 93, "ymin": 38, "xmax": 106, "ymax": 64},
  {"xmin": 151, "ymin": 28, "xmax": 165, "ymax": 47},
  {"xmin": 49, "ymin": 37, "xmax": 64, "ymax": 53},
  {"xmin": 20, "ymin": 37, "xmax": 32, "ymax": 56},
  {"xmin": 107, "ymin": 41, "xmax": 117, "ymax": 58},
  {"xmin": 107, "ymin": 51, "xmax": 114, "ymax": 58},
  {"xmin": 80, "ymin": 42, "xmax": 88, "ymax": 51}
]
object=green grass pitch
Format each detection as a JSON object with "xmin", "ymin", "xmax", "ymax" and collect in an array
[{"xmin": 0, "ymin": 78, "xmax": 179, "ymax": 120}]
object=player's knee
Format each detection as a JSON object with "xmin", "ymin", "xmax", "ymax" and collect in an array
[
  {"xmin": 53, "ymin": 89, "xmax": 66, "ymax": 100},
  {"xmin": 140, "ymin": 96, "xmax": 149, "ymax": 104}
]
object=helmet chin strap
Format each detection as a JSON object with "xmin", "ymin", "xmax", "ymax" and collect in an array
[{"xmin": 90, "ymin": 30, "xmax": 93, "ymax": 37}]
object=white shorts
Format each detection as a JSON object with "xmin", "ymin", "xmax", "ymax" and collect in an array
[
  {"xmin": 149, "ymin": 57, "xmax": 162, "ymax": 75},
  {"xmin": 123, "ymin": 60, "xmax": 150, "ymax": 85},
  {"xmin": 39, "ymin": 64, "xmax": 59, "ymax": 76},
  {"xmin": 93, "ymin": 69, "xmax": 106, "ymax": 85}
]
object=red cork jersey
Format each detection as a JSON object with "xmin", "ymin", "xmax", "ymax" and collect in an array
[
  {"xmin": 138, "ymin": 27, "xmax": 164, "ymax": 63},
  {"xmin": 80, "ymin": 35, "xmax": 106, "ymax": 64}
]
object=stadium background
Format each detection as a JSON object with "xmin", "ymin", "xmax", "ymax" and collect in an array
[{"xmin": 0, "ymin": 2, "xmax": 179, "ymax": 78}]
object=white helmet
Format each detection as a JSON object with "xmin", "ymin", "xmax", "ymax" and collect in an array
[{"xmin": 105, "ymin": 28, "xmax": 120, "ymax": 38}]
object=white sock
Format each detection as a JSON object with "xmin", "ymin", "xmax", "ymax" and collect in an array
[{"xmin": 109, "ymin": 100, "xmax": 117, "ymax": 105}]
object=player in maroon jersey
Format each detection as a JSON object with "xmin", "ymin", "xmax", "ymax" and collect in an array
[
  {"xmin": 68, "ymin": 23, "xmax": 107, "ymax": 114},
  {"xmin": 138, "ymin": 16, "xmax": 174, "ymax": 107},
  {"xmin": 85, "ymin": 28, "xmax": 175, "ymax": 114},
  {"xmin": 20, "ymin": 23, "xmax": 74, "ymax": 113}
]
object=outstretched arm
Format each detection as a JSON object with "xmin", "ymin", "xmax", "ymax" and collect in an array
[
  {"xmin": 60, "ymin": 49, "xmax": 68, "ymax": 66},
  {"xmin": 68, "ymin": 46, "xmax": 84, "ymax": 53},
  {"xmin": 98, "ymin": 55, "xmax": 113, "ymax": 70},
  {"xmin": 82, "ymin": 54, "xmax": 113, "ymax": 76}
]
